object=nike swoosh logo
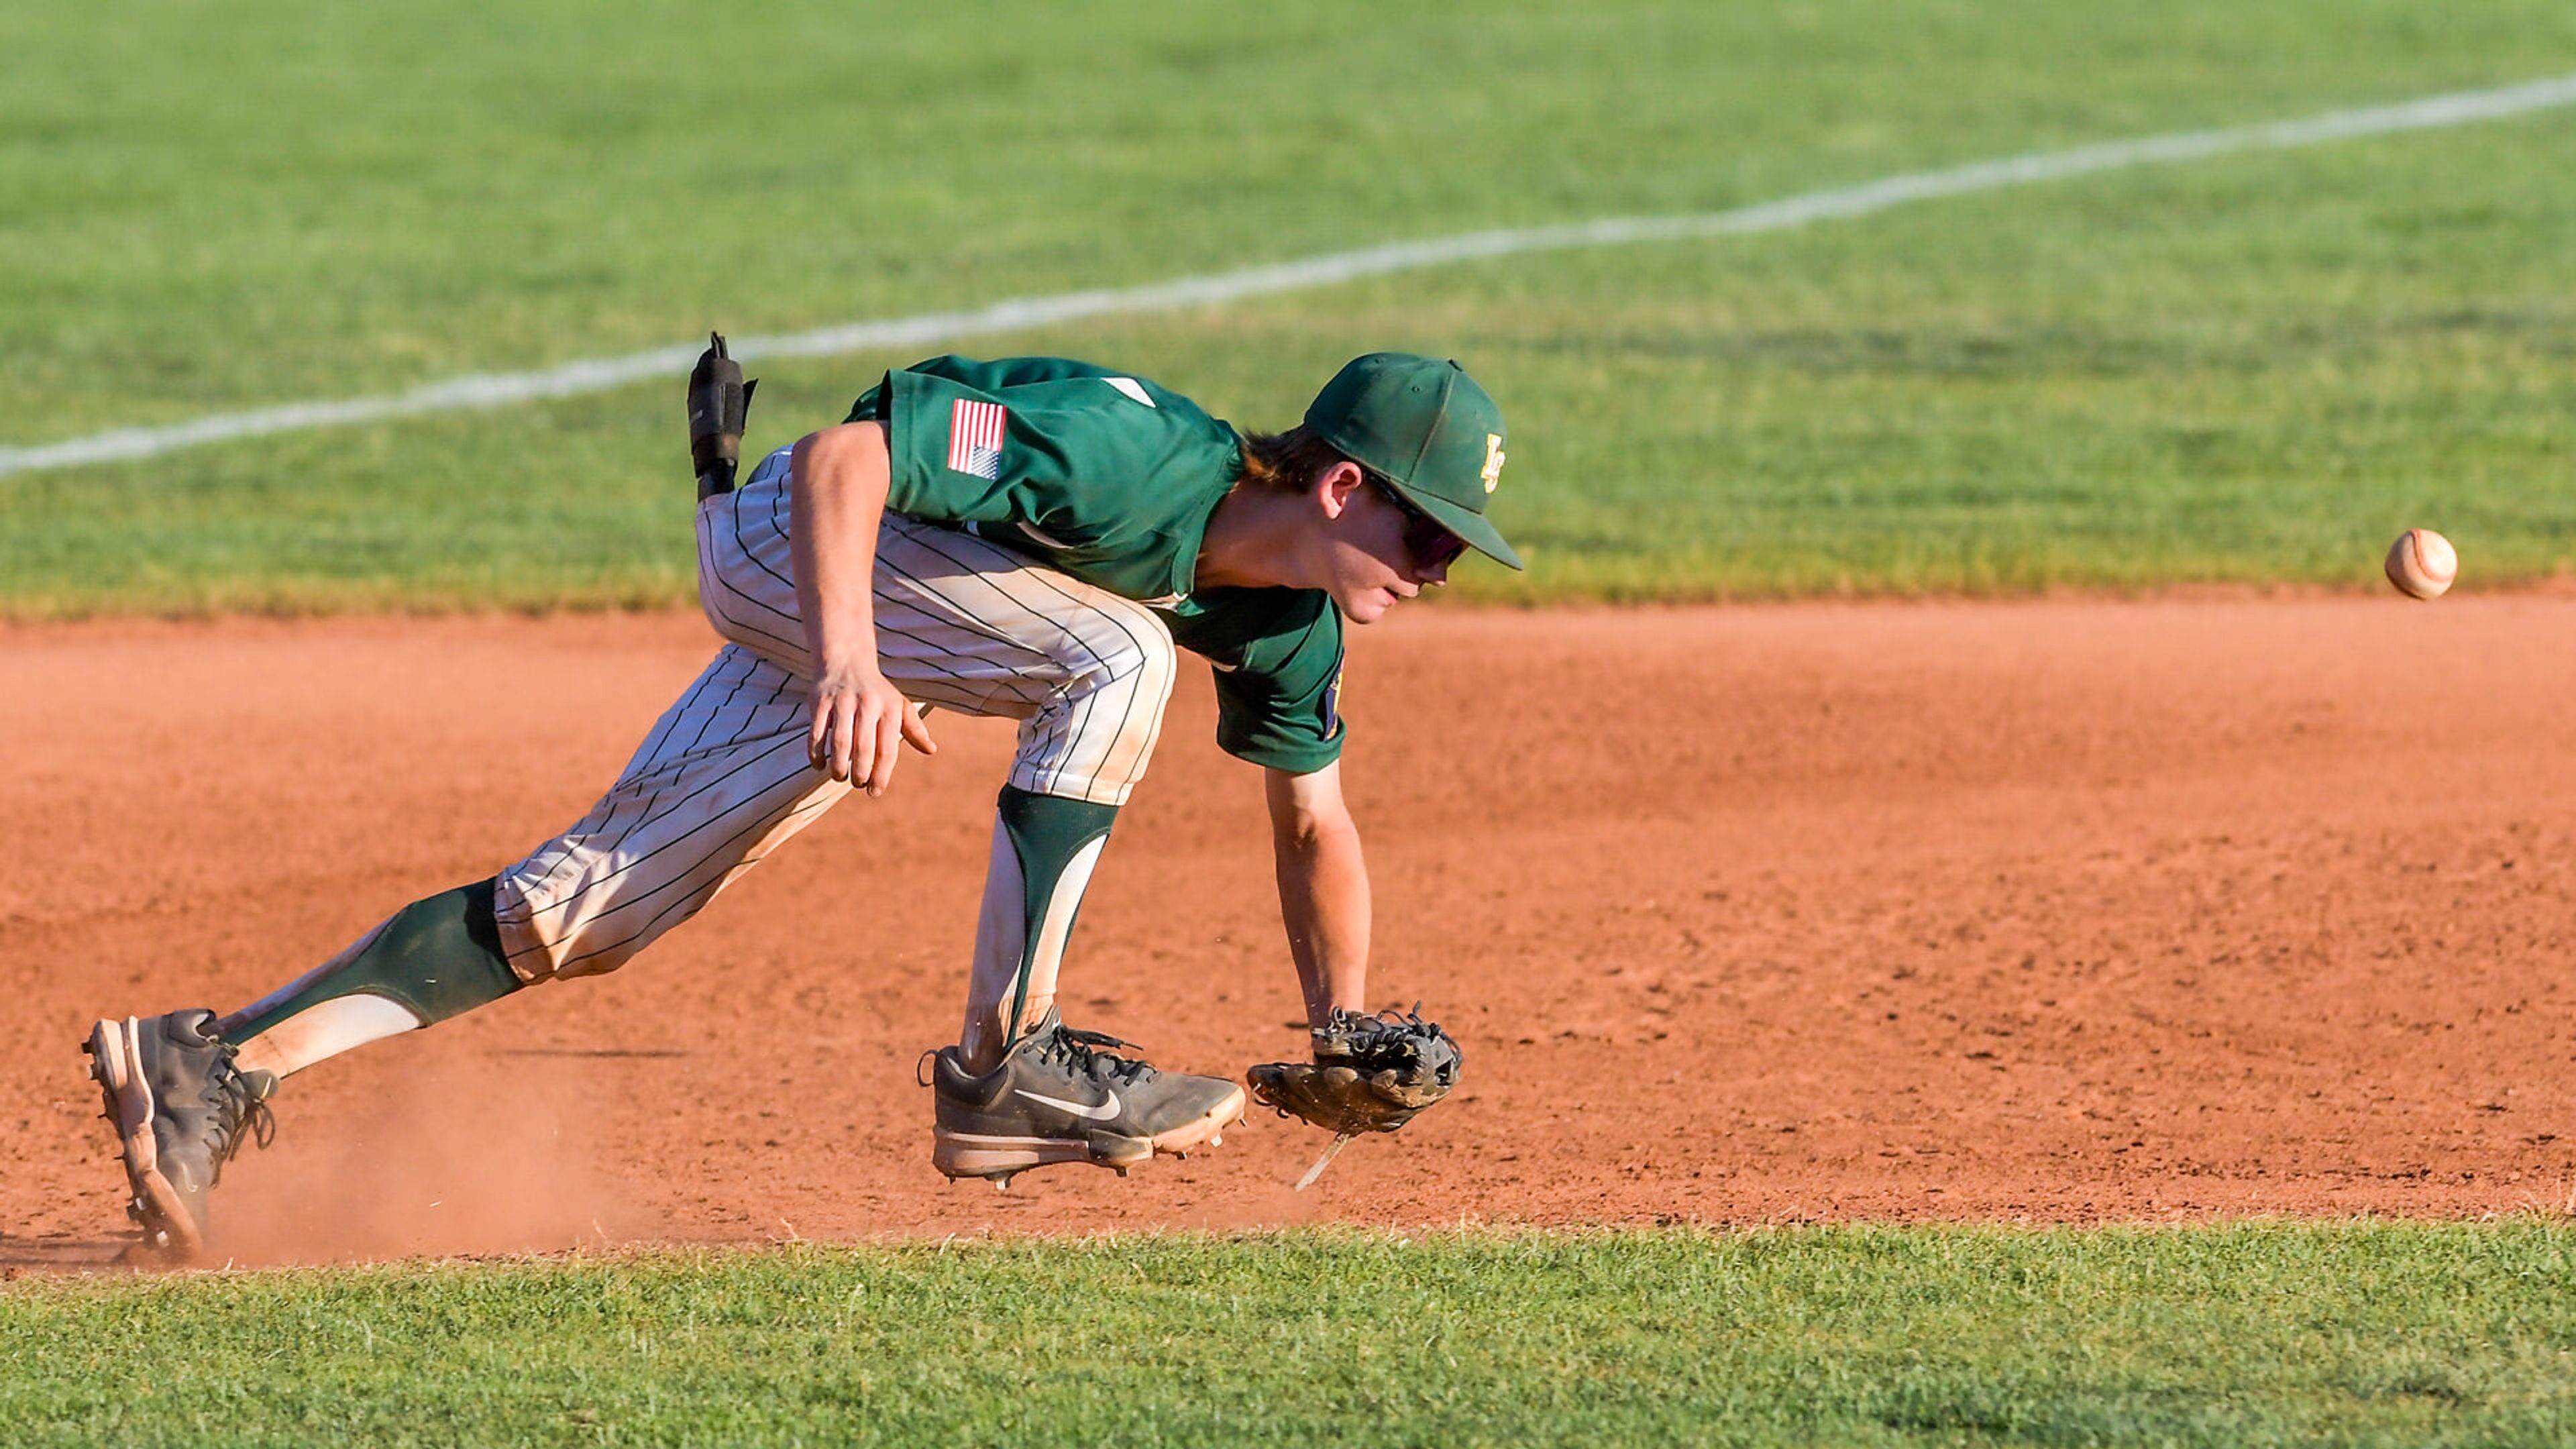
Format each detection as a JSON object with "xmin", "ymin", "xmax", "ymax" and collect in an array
[{"xmin": 1014, "ymin": 1087, "xmax": 1120, "ymax": 1122}]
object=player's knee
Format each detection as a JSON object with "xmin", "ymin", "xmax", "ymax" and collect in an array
[
  {"xmin": 1089, "ymin": 602, "xmax": 1177, "ymax": 710},
  {"xmin": 489, "ymin": 861, "xmax": 652, "ymax": 985},
  {"xmin": 1014, "ymin": 600, "xmax": 1177, "ymax": 804},
  {"xmin": 547, "ymin": 946, "xmax": 640, "ymax": 983}
]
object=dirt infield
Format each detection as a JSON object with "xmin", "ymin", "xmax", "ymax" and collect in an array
[{"xmin": 3, "ymin": 598, "xmax": 2571, "ymax": 1265}]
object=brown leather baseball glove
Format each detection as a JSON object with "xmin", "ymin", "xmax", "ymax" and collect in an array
[{"xmin": 1247, "ymin": 1004, "xmax": 1462, "ymax": 1136}]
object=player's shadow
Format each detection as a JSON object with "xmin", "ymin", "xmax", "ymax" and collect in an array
[
  {"xmin": 485, "ymin": 1048, "xmax": 689, "ymax": 1059},
  {"xmin": 0, "ymin": 1234, "xmax": 141, "ymax": 1271}
]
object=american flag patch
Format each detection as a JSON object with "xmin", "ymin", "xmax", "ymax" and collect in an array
[{"xmin": 945, "ymin": 398, "xmax": 1007, "ymax": 480}]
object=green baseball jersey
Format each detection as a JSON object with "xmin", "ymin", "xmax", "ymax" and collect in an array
[{"xmin": 848, "ymin": 355, "xmax": 1346, "ymax": 773}]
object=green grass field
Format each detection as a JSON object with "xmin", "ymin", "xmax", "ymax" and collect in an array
[
  {"xmin": 3, "ymin": 1, "xmax": 2574, "ymax": 610},
  {"xmin": 7, "ymin": 1226, "xmax": 2575, "ymax": 1447}
]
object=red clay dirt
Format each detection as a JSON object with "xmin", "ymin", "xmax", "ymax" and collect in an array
[{"xmin": 3, "ymin": 598, "xmax": 2571, "ymax": 1267}]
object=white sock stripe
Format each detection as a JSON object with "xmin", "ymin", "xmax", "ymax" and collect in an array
[
  {"xmin": 235, "ymin": 994, "xmax": 421, "ymax": 1079},
  {"xmin": 967, "ymin": 819, "xmax": 1030, "ymax": 1012},
  {"xmin": 1020, "ymin": 834, "xmax": 1109, "ymax": 1006},
  {"xmin": 6, "ymin": 74, "xmax": 2572, "ymax": 480}
]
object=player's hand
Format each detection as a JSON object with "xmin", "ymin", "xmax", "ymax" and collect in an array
[{"xmin": 808, "ymin": 659, "xmax": 936, "ymax": 796}]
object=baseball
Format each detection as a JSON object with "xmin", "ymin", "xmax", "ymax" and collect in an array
[{"xmin": 2383, "ymin": 528, "xmax": 2457, "ymax": 600}]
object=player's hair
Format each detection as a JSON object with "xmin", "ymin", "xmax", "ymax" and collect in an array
[{"xmin": 1235, "ymin": 425, "xmax": 1357, "ymax": 495}]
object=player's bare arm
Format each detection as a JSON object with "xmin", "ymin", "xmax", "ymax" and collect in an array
[
  {"xmin": 1247, "ymin": 763, "xmax": 1461, "ymax": 1189},
  {"xmin": 1265, "ymin": 763, "xmax": 1372, "ymax": 1030},
  {"xmin": 788, "ymin": 421, "xmax": 936, "ymax": 794}
]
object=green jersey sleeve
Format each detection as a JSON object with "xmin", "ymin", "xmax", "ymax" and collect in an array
[{"xmin": 1161, "ymin": 590, "xmax": 1348, "ymax": 775}]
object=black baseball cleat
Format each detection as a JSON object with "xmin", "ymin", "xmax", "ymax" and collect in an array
[
  {"xmin": 84, "ymin": 1010, "xmax": 278, "ymax": 1256},
  {"xmin": 924, "ymin": 1008, "xmax": 1244, "ymax": 1189}
]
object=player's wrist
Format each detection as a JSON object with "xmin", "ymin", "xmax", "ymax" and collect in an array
[{"xmin": 812, "ymin": 644, "xmax": 881, "ymax": 681}]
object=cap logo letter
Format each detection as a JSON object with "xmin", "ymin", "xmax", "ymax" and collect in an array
[{"xmin": 1480, "ymin": 433, "xmax": 1506, "ymax": 493}]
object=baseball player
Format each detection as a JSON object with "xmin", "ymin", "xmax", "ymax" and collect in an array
[{"xmin": 83, "ymin": 350, "xmax": 1513, "ymax": 1253}]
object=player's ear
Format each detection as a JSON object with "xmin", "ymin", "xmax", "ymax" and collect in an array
[{"xmin": 1316, "ymin": 460, "xmax": 1366, "ymax": 519}]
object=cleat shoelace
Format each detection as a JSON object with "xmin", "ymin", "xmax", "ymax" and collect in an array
[
  {"xmin": 200, "ymin": 1052, "xmax": 276, "ymax": 1177},
  {"xmin": 1037, "ymin": 1024, "xmax": 1158, "ymax": 1087}
]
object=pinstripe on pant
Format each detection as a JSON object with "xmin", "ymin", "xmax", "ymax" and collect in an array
[{"xmin": 490, "ymin": 446, "xmax": 1177, "ymax": 983}]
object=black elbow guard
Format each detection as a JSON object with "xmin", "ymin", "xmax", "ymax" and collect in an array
[{"xmin": 687, "ymin": 331, "xmax": 758, "ymax": 499}]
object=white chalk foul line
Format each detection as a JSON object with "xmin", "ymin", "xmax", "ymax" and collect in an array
[{"xmin": 9, "ymin": 72, "xmax": 2575, "ymax": 480}]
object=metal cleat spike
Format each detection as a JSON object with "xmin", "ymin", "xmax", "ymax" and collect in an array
[{"xmin": 991, "ymin": 1173, "xmax": 1014, "ymax": 1192}]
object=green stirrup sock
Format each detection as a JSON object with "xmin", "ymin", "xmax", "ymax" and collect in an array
[
  {"xmin": 995, "ymin": 785, "xmax": 1120, "ymax": 1041},
  {"xmin": 228, "ymin": 878, "xmax": 524, "ymax": 1038}
]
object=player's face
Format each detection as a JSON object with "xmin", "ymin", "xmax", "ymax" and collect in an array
[{"xmin": 1321, "ymin": 472, "xmax": 1466, "ymax": 625}]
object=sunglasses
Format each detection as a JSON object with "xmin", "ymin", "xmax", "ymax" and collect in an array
[{"xmin": 1367, "ymin": 476, "xmax": 1468, "ymax": 573}]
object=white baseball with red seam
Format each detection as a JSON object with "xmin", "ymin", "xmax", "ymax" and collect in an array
[{"xmin": 2383, "ymin": 528, "xmax": 2457, "ymax": 600}]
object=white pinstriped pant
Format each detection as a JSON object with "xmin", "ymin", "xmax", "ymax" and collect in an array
[{"xmin": 490, "ymin": 446, "xmax": 1177, "ymax": 983}]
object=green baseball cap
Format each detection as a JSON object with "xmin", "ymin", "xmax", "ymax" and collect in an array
[{"xmin": 1303, "ymin": 353, "xmax": 1521, "ymax": 570}]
